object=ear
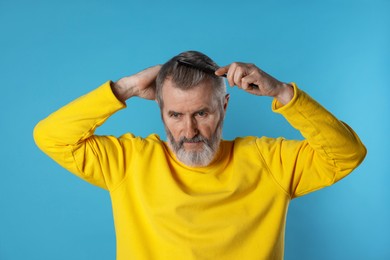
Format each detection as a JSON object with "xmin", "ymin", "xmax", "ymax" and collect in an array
[{"xmin": 223, "ymin": 94, "xmax": 230, "ymax": 113}]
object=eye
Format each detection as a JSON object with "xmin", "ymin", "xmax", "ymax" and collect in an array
[
  {"xmin": 169, "ymin": 112, "xmax": 182, "ymax": 118},
  {"xmin": 195, "ymin": 111, "xmax": 208, "ymax": 117}
]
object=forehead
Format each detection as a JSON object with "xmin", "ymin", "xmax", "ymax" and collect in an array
[{"xmin": 161, "ymin": 79, "xmax": 216, "ymax": 111}]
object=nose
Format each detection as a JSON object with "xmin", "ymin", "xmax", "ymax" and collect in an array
[{"xmin": 183, "ymin": 116, "xmax": 198, "ymax": 139}]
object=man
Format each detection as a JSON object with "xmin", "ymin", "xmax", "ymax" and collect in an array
[{"xmin": 34, "ymin": 51, "xmax": 366, "ymax": 259}]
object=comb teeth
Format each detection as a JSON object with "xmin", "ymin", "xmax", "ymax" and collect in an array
[
  {"xmin": 177, "ymin": 58, "xmax": 258, "ymax": 89},
  {"xmin": 177, "ymin": 59, "xmax": 217, "ymax": 75}
]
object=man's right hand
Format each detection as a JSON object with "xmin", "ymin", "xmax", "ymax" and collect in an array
[{"xmin": 111, "ymin": 65, "xmax": 162, "ymax": 103}]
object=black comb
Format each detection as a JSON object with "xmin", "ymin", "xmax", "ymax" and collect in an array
[
  {"xmin": 176, "ymin": 59, "xmax": 258, "ymax": 88},
  {"xmin": 177, "ymin": 59, "xmax": 221, "ymax": 75}
]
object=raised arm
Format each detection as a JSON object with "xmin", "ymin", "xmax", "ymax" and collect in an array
[
  {"xmin": 216, "ymin": 62, "xmax": 366, "ymax": 197},
  {"xmin": 34, "ymin": 65, "xmax": 161, "ymax": 190}
]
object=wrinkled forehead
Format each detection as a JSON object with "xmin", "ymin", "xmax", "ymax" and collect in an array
[
  {"xmin": 162, "ymin": 75, "xmax": 214, "ymax": 92},
  {"xmin": 161, "ymin": 78, "xmax": 218, "ymax": 111}
]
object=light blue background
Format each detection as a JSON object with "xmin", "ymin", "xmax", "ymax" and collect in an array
[{"xmin": 1, "ymin": 0, "xmax": 389, "ymax": 259}]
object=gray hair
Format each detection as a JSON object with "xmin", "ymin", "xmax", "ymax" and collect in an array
[{"xmin": 156, "ymin": 51, "xmax": 226, "ymax": 112}]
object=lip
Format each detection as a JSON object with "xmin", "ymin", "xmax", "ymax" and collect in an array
[{"xmin": 183, "ymin": 142, "xmax": 203, "ymax": 150}]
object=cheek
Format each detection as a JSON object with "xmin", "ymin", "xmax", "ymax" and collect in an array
[
  {"xmin": 198, "ymin": 118, "xmax": 220, "ymax": 137},
  {"xmin": 164, "ymin": 119, "xmax": 182, "ymax": 138}
]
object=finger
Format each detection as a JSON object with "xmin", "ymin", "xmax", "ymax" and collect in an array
[
  {"xmin": 241, "ymin": 76, "xmax": 250, "ymax": 90},
  {"xmin": 226, "ymin": 63, "xmax": 239, "ymax": 87},
  {"xmin": 138, "ymin": 65, "xmax": 161, "ymax": 79},
  {"xmin": 215, "ymin": 65, "xmax": 229, "ymax": 76},
  {"xmin": 241, "ymin": 73, "xmax": 258, "ymax": 89},
  {"xmin": 148, "ymin": 65, "xmax": 162, "ymax": 77},
  {"xmin": 233, "ymin": 67, "xmax": 246, "ymax": 88}
]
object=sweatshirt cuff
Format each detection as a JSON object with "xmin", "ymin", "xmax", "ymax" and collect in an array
[
  {"xmin": 95, "ymin": 80, "xmax": 127, "ymax": 110},
  {"xmin": 272, "ymin": 83, "xmax": 301, "ymax": 114}
]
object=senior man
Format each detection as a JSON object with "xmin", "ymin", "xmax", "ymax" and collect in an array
[{"xmin": 34, "ymin": 50, "xmax": 366, "ymax": 259}]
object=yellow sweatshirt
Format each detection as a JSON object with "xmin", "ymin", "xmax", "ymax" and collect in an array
[{"xmin": 34, "ymin": 81, "xmax": 366, "ymax": 260}]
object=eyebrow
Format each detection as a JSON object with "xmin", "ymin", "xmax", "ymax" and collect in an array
[
  {"xmin": 167, "ymin": 107, "xmax": 213, "ymax": 115},
  {"xmin": 167, "ymin": 110, "xmax": 182, "ymax": 115},
  {"xmin": 194, "ymin": 107, "xmax": 211, "ymax": 114}
]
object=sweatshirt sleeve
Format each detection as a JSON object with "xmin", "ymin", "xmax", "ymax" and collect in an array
[
  {"xmin": 257, "ymin": 83, "xmax": 367, "ymax": 198},
  {"xmin": 33, "ymin": 81, "xmax": 130, "ymax": 190}
]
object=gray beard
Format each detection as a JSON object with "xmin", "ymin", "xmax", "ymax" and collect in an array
[{"xmin": 165, "ymin": 120, "xmax": 223, "ymax": 167}]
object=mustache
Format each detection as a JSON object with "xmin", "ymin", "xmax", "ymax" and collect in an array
[{"xmin": 178, "ymin": 134, "xmax": 208, "ymax": 146}]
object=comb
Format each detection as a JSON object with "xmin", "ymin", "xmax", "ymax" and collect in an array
[{"xmin": 176, "ymin": 59, "xmax": 258, "ymax": 88}]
